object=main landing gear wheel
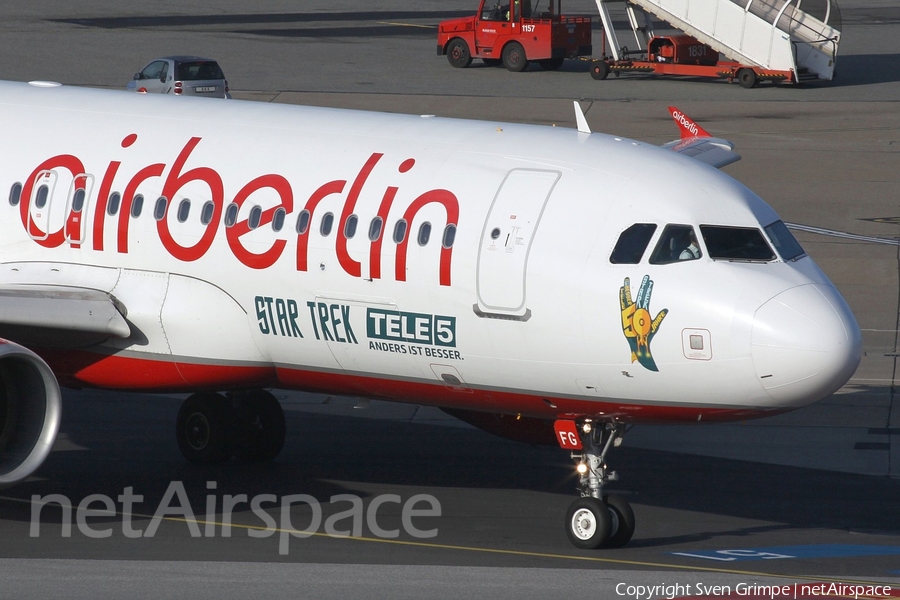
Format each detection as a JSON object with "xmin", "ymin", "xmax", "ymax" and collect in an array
[
  {"xmin": 564, "ymin": 420, "xmax": 635, "ymax": 549},
  {"xmin": 231, "ymin": 389, "xmax": 286, "ymax": 462},
  {"xmin": 176, "ymin": 389, "xmax": 286, "ymax": 464},
  {"xmin": 565, "ymin": 497, "xmax": 611, "ymax": 549},
  {"xmin": 502, "ymin": 42, "xmax": 528, "ymax": 72},
  {"xmin": 446, "ymin": 39, "xmax": 472, "ymax": 69},
  {"xmin": 176, "ymin": 392, "xmax": 234, "ymax": 464}
]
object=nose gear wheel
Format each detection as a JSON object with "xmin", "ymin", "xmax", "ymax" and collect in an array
[{"xmin": 564, "ymin": 421, "xmax": 635, "ymax": 548}]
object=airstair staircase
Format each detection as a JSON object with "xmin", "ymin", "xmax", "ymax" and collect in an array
[{"xmin": 595, "ymin": 0, "xmax": 842, "ymax": 81}]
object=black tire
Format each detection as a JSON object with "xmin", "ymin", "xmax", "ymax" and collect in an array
[
  {"xmin": 604, "ymin": 495, "xmax": 636, "ymax": 548},
  {"xmin": 446, "ymin": 39, "xmax": 472, "ymax": 69},
  {"xmin": 231, "ymin": 389, "xmax": 286, "ymax": 462},
  {"xmin": 502, "ymin": 42, "xmax": 528, "ymax": 72},
  {"xmin": 482, "ymin": 58, "xmax": 502, "ymax": 67},
  {"xmin": 176, "ymin": 392, "xmax": 234, "ymax": 464},
  {"xmin": 590, "ymin": 60, "xmax": 609, "ymax": 80},
  {"xmin": 538, "ymin": 57, "xmax": 564, "ymax": 71},
  {"xmin": 738, "ymin": 68, "xmax": 758, "ymax": 89},
  {"xmin": 565, "ymin": 497, "xmax": 611, "ymax": 549}
]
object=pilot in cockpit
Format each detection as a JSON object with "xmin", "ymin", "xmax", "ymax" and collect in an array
[{"xmin": 677, "ymin": 228, "xmax": 701, "ymax": 260}]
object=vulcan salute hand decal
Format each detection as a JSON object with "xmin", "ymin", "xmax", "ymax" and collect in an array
[{"xmin": 619, "ymin": 275, "xmax": 668, "ymax": 372}]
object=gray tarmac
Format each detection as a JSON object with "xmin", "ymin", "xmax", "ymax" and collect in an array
[{"xmin": 0, "ymin": 1, "xmax": 899, "ymax": 598}]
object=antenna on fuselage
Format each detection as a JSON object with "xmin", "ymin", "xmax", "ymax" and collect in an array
[{"xmin": 574, "ymin": 101, "xmax": 591, "ymax": 134}]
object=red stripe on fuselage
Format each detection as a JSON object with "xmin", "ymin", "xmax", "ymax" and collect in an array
[
  {"xmin": 38, "ymin": 348, "xmax": 276, "ymax": 392},
  {"xmin": 36, "ymin": 348, "xmax": 781, "ymax": 423}
]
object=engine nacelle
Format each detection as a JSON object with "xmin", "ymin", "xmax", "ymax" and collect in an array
[{"xmin": 0, "ymin": 340, "xmax": 62, "ymax": 487}]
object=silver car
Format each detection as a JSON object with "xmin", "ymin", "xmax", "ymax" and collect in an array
[{"xmin": 126, "ymin": 56, "xmax": 231, "ymax": 98}]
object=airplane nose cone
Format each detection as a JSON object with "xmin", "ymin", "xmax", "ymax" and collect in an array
[{"xmin": 751, "ymin": 284, "xmax": 861, "ymax": 406}]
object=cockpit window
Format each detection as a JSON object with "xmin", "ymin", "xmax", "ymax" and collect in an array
[
  {"xmin": 764, "ymin": 220, "xmax": 805, "ymax": 261},
  {"xmin": 699, "ymin": 225, "xmax": 776, "ymax": 261},
  {"xmin": 649, "ymin": 224, "xmax": 702, "ymax": 264},
  {"xmin": 610, "ymin": 223, "xmax": 657, "ymax": 264}
]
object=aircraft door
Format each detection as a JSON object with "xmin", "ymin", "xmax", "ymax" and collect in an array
[
  {"xmin": 475, "ymin": 168, "xmax": 560, "ymax": 319},
  {"xmin": 27, "ymin": 170, "xmax": 59, "ymax": 241}
]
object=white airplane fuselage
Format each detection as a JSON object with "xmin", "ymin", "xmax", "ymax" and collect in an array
[{"xmin": 0, "ymin": 81, "xmax": 860, "ymax": 429}]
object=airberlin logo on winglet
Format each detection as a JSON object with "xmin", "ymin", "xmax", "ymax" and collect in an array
[
  {"xmin": 670, "ymin": 109, "xmax": 698, "ymax": 136},
  {"xmin": 16, "ymin": 135, "xmax": 460, "ymax": 286},
  {"xmin": 668, "ymin": 106, "xmax": 710, "ymax": 139}
]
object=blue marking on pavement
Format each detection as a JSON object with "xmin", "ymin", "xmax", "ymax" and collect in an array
[{"xmin": 671, "ymin": 544, "xmax": 900, "ymax": 562}]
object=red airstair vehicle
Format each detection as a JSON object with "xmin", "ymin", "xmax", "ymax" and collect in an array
[{"xmin": 589, "ymin": 0, "xmax": 842, "ymax": 87}]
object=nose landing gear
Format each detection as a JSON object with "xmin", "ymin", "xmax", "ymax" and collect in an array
[{"xmin": 565, "ymin": 421, "xmax": 635, "ymax": 549}]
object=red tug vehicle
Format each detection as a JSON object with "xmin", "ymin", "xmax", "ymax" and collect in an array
[{"xmin": 437, "ymin": 0, "xmax": 592, "ymax": 71}]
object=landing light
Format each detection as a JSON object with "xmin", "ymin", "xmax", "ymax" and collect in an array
[
  {"xmin": 576, "ymin": 463, "xmax": 588, "ymax": 475},
  {"xmin": 582, "ymin": 423, "xmax": 592, "ymax": 433}
]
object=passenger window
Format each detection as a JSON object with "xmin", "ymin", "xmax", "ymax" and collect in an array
[
  {"xmin": 177, "ymin": 199, "xmax": 190, "ymax": 223},
  {"xmin": 35, "ymin": 185, "xmax": 49, "ymax": 209},
  {"xmin": 650, "ymin": 224, "xmax": 701, "ymax": 265},
  {"xmin": 107, "ymin": 192, "xmax": 121, "ymax": 216},
  {"xmin": 200, "ymin": 201, "xmax": 214, "ymax": 225},
  {"xmin": 320, "ymin": 212, "xmax": 334, "ymax": 236},
  {"xmin": 131, "ymin": 194, "xmax": 144, "ymax": 218},
  {"xmin": 610, "ymin": 223, "xmax": 657, "ymax": 264},
  {"xmin": 368, "ymin": 217, "xmax": 383, "ymax": 241},
  {"xmin": 764, "ymin": 220, "xmax": 805, "ymax": 261},
  {"xmin": 442, "ymin": 224, "xmax": 457, "ymax": 249},
  {"xmin": 393, "ymin": 219, "xmax": 408, "ymax": 244},
  {"xmin": 700, "ymin": 225, "xmax": 775, "ymax": 261},
  {"xmin": 418, "ymin": 222, "xmax": 432, "ymax": 246},
  {"xmin": 154, "ymin": 197, "xmax": 168, "ymax": 221},
  {"xmin": 248, "ymin": 205, "xmax": 262, "ymax": 230},
  {"xmin": 296, "ymin": 209, "xmax": 310, "ymax": 234},
  {"xmin": 224, "ymin": 203, "xmax": 238, "ymax": 227},
  {"xmin": 344, "ymin": 214, "xmax": 358, "ymax": 238},
  {"xmin": 71, "ymin": 188, "xmax": 85, "ymax": 212},
  {"xmin": 272, "ymin": 207, "xmax": 285, "ymax": 232},
  {"xmin": 9, "ymin": 182, "xmax": 22, "ymax": 206}
]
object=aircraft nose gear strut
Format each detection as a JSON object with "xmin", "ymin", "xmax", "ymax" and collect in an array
[{"xmin": 564, "ymin": 421, "xmax": 635, "ymax": 549}]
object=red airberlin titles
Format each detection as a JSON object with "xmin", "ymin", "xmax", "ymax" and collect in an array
[{"xmin": 18, "ymin": 135, "xmax": 460, "ymax": 286}]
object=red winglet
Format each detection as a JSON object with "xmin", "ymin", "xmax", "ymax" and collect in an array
[{"xmin": 668, "ymin": 106, "xmax": 711, "ymax": 139}]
